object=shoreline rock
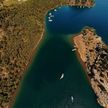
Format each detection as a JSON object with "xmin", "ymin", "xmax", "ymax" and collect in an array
[{"xmin": 73, "ymin": 27, "xmax": 108, "ymax": 108}]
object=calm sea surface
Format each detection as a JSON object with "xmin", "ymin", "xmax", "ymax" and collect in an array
[{"xmin": 13, "ymin": 0, "xmax": 108, "ymax": 108}]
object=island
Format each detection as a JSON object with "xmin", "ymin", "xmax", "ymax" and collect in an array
[{"xmin": 73, "ymin": 27, "xmax": 108, "ymax": 108}]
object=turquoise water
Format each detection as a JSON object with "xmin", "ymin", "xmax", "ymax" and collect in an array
[{"xmin": 13, "ymin": 1, "xmax": 108, "ymax": 108}]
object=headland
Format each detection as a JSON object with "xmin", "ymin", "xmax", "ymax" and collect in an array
[{"xmin": 73, "ymin": 27, "xmax": 108, "ymax": 108}]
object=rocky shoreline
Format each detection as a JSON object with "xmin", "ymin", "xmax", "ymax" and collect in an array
[
  {"xmin": 73, "ymin": 27, "xmax": 108, "ymax": 108},
  {"xmin": 68, "ymin": 0, "xmax": 95, "ymax": 8},
  {"xmin": 0, "ymin": 1, "xmax": 73, "ymax": 108}
]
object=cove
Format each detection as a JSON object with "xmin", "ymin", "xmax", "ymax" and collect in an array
[
  {"xmin": 13, "ymin": 0, "xmax": 108, "ymax": 108},
  {"xmin": 47, "ymin": 0, "xmax": 108, "ymax": 43}
]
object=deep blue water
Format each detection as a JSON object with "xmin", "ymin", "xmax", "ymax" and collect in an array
[
  {"xmin": 47, "ymin": 0, "xmax": 108, "ymax": 43},
  {"xmin": 13, "ymin": 1, "xmax": 108, "ymax": 108}
]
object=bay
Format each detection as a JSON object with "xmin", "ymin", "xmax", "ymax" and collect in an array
[{"xmin": 13, "ymin": 0, "xmax": 108, "ymax": 107}]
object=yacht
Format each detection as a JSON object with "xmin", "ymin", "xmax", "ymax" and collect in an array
[
  {"xmin": 72, "ymin": 48, "xmax": 76, "ymax": 51},
  {"xmin": 60, "ymin": 73, "xmax": 64, "ymax": 80}
]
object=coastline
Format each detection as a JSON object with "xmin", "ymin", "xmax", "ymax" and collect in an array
[
  {"xmin": 8, "ymin": 4, "xmax": 70, "ymax": 108},
  {"xmin": 71, "ymin": 26, "xmax": 108, "ymax": 107},
  {"xmin": 68, "ymin": 0, "xmax": 95, "ymax": 8},
  {"xmin": 71, "ymin": 32, "xmax": 92, "ymax": 86},
  {"xmin": 9, "ymin": 28, "xmax": 45, "ymax": 108},
  {"xmin": 6, "ymin": 2, "xmax": 98, "ymax": 108}
]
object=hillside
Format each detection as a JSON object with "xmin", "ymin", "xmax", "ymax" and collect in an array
[{"xmin": 0, "ymin": 0, "xmax": 70, "ymax": 108}]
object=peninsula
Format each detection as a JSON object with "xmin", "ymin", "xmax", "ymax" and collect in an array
[{"xmin": 73, "ymin": 27, "xmax": 108, "ymax": 108}]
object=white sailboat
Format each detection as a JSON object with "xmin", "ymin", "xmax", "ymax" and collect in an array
[
  {"xmin": 48, "ymin": 19, "xmax": 53, "ymax": 22},
  {"xmin": 71, "ymin": 96, "xmax": 74, "ymax": 103},
  {"xmin": 72, "ymin": 48, "xmax": 76, "ymax": 51},
  {"xmin": 60, "ymin": 73, "xmax": 64, "ymax": 80}
]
